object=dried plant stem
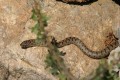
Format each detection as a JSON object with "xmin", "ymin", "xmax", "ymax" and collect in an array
[
  {"xmin": 47, "ymin": 38, "xmax": 78, "ymax": 80},
  {"xmin": 33, "ymin": 0, "xmax": 46, "ymax": 39},
  {"xmin": 33, "ymin": 0, "xmax": 78, "ymax": 80}
]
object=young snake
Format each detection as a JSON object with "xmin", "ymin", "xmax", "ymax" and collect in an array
[{"xmin": 20, "ymin": 33, "xmax": 119, "ymax": 59}]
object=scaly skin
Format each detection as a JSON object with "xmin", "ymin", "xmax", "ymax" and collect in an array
[{"xmin": 20, "ymin": 33, "xmax": 119, "ymax": 59}]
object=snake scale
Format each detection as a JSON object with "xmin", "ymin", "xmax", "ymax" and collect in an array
[{"xmin": 20, "ymin": 33, "xmax": 119, "ymax": 59}]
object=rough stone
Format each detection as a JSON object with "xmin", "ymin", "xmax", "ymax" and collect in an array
[{"xmin": 0, "ymin": 0, "xmax": 120, "ymax": 80}]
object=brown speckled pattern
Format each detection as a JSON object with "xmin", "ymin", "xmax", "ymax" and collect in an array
[{"xmin": 20, "ymin": 34, "xmax": 119, "ymax": 59}]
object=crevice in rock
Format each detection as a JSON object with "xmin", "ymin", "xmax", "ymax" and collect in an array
[{"xmin": 56, "ymin": 0, "xmax": 98, "ymax": 5}]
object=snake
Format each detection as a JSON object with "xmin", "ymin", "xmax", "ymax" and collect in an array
[{"xmin": 20, "ymin": 33, "xmax": 119, "ymax": 59}]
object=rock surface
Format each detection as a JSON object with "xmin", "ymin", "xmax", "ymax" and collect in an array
[{"xmin": 0, "ymin": 0, "xmax": 120, "ymax": 80}]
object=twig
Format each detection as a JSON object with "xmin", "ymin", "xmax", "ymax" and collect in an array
[{"xmin": 32, "ymin": 0, "xmax": 78, "ymax": 80}]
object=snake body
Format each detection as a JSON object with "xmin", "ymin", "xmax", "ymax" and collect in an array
[{"xmin": 20, "ymin": 34, "xmax": 119, "ymax": 59}]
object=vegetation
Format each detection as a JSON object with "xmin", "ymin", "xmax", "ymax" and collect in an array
[
  {"xmin": 31, "ymin": 0, "xmax": 77, "ymax": 80},
  {"xmin": 91, "ymin": 60, "xmax": 120, "ymax": 80},
  {"xmin": 83, "ymin": 52, "xmax": 120, "ymax": 80},
  {"xmin": 30, "ymin": 0, "xmax": 120, "ymax": 80}
]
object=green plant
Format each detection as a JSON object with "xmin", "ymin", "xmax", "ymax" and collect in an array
[{"xmin": 30, "ymin": 0, "xmax": 77, "ymax": 80}]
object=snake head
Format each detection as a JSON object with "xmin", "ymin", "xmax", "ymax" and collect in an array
[
  {"xmin": 20, "ymin": 39, "xmax": 36, "ymax": 49},
  {"xmin": 20, "ymin": 36, "xmax": 55, "ymax": 49}
]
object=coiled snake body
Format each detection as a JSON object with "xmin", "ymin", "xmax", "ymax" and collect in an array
[{"xmin": 20, "ymin": 33, "xmax": 119, "ymax": 59}]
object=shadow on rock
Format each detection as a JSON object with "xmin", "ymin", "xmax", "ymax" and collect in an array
[
  {"xmin": 56, "ymin": 0, "xmax": 98, "ymax": 6},
  {"xmin": 112, "ymin": 0, "xmax": 120, "ymax": 5}
]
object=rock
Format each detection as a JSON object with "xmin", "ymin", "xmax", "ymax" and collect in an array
[
  {"xmin": 0, "ymin": 62, "xmax": 9, "ymax": 80},
  {"xmin": 0, "ymin": 0, "xmax": 119, "ymax": 80}
]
